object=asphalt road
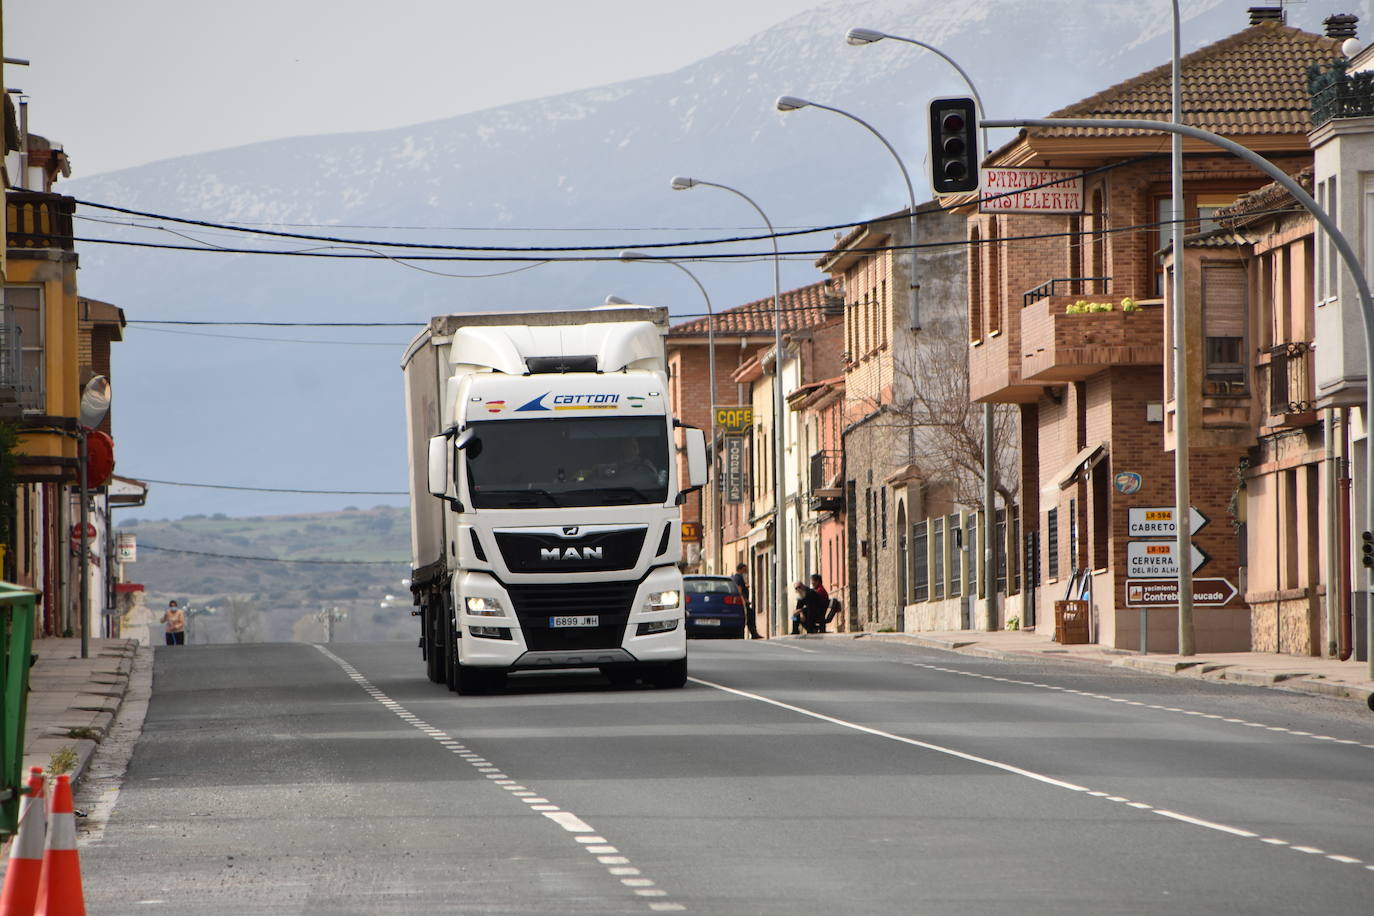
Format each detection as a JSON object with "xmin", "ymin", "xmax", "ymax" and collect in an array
[{"xmin": 80, "ymin": 636, "xmax": 1374, "ymax": 914}]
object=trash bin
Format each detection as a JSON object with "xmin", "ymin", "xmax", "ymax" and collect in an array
[
  {"xmin": 1054, "ymin": 600, "xmax": 1091, "ymax": 645},
  {"xmin": 0, "ymin": 582, "xmax": 37, "ymax": 836}
]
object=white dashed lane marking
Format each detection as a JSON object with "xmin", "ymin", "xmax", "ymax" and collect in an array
[
  {"xmin": 316, "ymin": 646, "xmax": 685, "ymax": 913},
  {"xmin": 690, "ymin": 675, "xmax": 1374, "ymax": 879}
]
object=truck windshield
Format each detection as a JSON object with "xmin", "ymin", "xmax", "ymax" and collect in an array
[{"xmin": 465, "ymin": 416, "xmax": 670, "ymax": 509}]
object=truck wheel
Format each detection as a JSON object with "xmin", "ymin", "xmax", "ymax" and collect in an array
[
  {"xmin": 444, "ymin": 616, "xmax": 460, "ymax": 693},
  {"xmin": 647, "ymin": 657, "xmax": 687, "ymax": 689},
  {"xmin": 424, "ymin": 609, "xmax": 445, "ymax": 685}
]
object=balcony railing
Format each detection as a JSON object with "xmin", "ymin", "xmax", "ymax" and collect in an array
[
  {"xmin": 1259, "ymin": 341, "xmax": 1316, "ymax": 424},
  {"xmin": 1310, "ymin": 58, "xmax": 1374, "ymax": 127},
  {"xmin": 1023, "ymin": 277, "xmax": 1111, "ymax": 308},
  {"xmin": 809, "ymin": 449, "xmax": 843, "ymax": 513},
  {"xmin": 6, "ymin": 191, "xmax": 75, "ymax": 251}
]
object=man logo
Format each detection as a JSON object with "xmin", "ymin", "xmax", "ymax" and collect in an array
[
  {"xmin": 563, "ymin": 526, "xmax": 579, "ymax": 536},
  {"xmin": 541, "ymin": 547, "xmax": 603, "ymax": 561}
]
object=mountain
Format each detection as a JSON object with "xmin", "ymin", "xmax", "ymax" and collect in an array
[
  {"xmin": 118, "ymin": 507, "xmax": 411, "ymax": 643},
  {"xmin": 64, "ymin": 0, "xmax": 1365, "ymax": 519}
]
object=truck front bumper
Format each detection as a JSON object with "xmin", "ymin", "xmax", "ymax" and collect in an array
[{"xmin": 455, "ymin": 566, "xmax": 686, "ymax": 670}]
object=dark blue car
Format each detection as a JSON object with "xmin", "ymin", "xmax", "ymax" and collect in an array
[{"xmin": 683, "ymin": 575, "xmax": 746, "ymax": 639}]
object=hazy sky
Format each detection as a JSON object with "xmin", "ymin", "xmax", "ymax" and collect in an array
[{"xmin": 5, "ymin": 0, "xmax": 820, "ymax": 177}]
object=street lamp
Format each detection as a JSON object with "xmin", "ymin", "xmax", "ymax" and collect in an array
[
  {"xmin": 670, "ymin": 175, "xmax": 787, "ymax": 636},
  {"xmin": 842, "ymin": 30, "xmax": 1001, "ymax": 631},
  {"xmin": 620, "ymin": 250, "xmax": 722, "ymax": 574}
]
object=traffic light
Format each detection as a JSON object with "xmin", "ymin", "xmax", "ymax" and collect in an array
[
  {"xmin": 928, "ymin": 97, "xmax": 980, "ymax": 195},
  {"xmin": 1362, "ymin": 531, "xmax": 1374, "ymax": 568}
]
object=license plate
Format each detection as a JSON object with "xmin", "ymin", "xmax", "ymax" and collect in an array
[
  {"xmin": 696, "ymin": 618, "xmax": 721, "ymax": 626},
  {"xmin": 550, "ymin": 615, "xmax": 599, "ymax": 628}
]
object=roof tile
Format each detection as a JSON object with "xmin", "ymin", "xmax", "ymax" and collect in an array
[{"xmin": 668, "ymin": 279, "xmax": 841, "ymax": 337}]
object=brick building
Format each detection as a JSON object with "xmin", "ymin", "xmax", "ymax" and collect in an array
[
  {"xmin": 667, "ymin": 281, "xmax": 838, "ymax": 619},
  {"xmin": 966, "ymin": 18, "xmax": 1338, "ymax": 651}
]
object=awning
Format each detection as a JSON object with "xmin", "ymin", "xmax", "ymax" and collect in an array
[
  {"xmin": 746, "ymin": 520, "xmax": 772, "ymax": 547},
  {"xmin": 1045, "ymin": 443, "xmax": 1107, "ymax": 493}
]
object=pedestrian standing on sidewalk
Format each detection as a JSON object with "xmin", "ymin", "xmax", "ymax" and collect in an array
[
  {"xmin": 733, "ymin": 563, "xmax": 761, "ymax": 639},
  {"xmin": 161, "ymin": 600, "xmax": 187, "ymax": 646}
]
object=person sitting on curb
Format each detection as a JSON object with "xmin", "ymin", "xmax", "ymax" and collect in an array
[{"xmin": 792, "ymin": 582, "xmax": 829, "ymax": 635}]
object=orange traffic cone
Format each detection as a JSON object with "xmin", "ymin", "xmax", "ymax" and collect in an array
[
  {"xmin": 0, "ymin": 767, "xmax": 46, "ymax": 915},
  {"xmin": 33, "ymin": 775, "xmax": 84, "ymax": 916}
]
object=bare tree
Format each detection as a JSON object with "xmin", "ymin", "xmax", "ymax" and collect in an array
[
  {"xmin": 864, "ymin": 329, "xmax": 1018, "ymax": 511},
  {"xmin": 225, "ymin": 594, "xmax": 263, "ymax": 644}
]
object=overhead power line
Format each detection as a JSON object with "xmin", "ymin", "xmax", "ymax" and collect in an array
[
  {"xmin": 72, "ymin": 204, "xmax": 1309, "ymax": 264},
  {"xmin": 138, "ymin": 477, "xmax": 406, "ymax": 495},
  {"xmin": 72, "ymin": 157, "xmax": 1157, "ymax": 256},
  {"xmin": 139, "ymin": 544, "xmax": 408, "ymax": 565}
]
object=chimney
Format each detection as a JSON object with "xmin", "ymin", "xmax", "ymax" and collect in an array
[
  {"xmin": 1248, "ymin": 6, "xmax": 1285, "ymax": 25},
  {"xmin": 1324, "ymin": 13, "xmax": 1359, "ymax": 40}
]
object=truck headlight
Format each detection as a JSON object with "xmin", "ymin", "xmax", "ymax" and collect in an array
[
  {"xmin": 646, "ymin": 589, "xmax": 680, "ymax": 611},
  {"xmin": 465, "ymin": 596, "xmax": 504, "ymax": 616}
]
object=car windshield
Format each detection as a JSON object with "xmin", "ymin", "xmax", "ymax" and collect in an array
[
  {"xmin": 465, "ymin": 416, "xmax": 670, "ymax": 509},
  {"xmin": 685, "ymin": 578, "xmax": 735, "ymax": 595}
]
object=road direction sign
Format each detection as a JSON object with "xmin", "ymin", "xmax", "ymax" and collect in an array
[
  {"xmin": 1126, "ymin": 540, "xmax": 1209, "ymax": 578},
  {"xmin": 1127, "ymin": 506, "xmax": 1208, "ymax": 538},
  {"xmin": 1125, "ymin": 578, "xmax": 1238, "ymax": 607}
]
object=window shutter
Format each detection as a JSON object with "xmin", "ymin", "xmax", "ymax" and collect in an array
[{"xmin": 1203, "ymin": 264, "xmax": 1246, "ymax": 338}]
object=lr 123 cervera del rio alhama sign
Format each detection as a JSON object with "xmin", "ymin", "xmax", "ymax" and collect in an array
[{"xmin": 978, "ymin": 167, "xmax": 1084, "ymax": 214}]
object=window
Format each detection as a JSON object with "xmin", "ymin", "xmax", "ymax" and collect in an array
[
  {"xmin": 932, "ymin": 517, "xmax": 945, "ymax": 600},
  {"xmin": 6, "ymin": 286, "xmax": 44, "ymax": 411},
  {"xmin": 996, "ymin": 508, "xmax": 1008, "ymax": 595},
  {"xmin": 880, "ymin": 488, "xmax": 888, "ymax": 548},
  {"xmin": 967, "ymin": 512, "xmax": 979, "ymax": 598},
  {"xmin": 969, "ymin": 227, "xmax": 983, "ymax": 341},
  {"xmin": 1090, "ymin": 190, "xmax": 1106, "ymax": 295},
  {"xmin": 1067, "ymin": 214, "xmax": 1083, "ymax": 296},
  {"xmin": 1069, "ymin": 497, "xmax": 1080, "ymax": 572},
  {"xmin": 988, "ymin": 218, "xmax": 1002, "ymax": 334},
  {"xmin": 880, "ymin": 279, "xmax": 888, "ymax": 348},
  {"xmin": 913, "ymin": 522, "xmax": 929, "ymax": 602},
  {"xmin": 1010, "ymin": 507, "xmax": 1022, "ymax": 595},
  {"xmin": 1196, "ymin": 192, "xmax": 1240, "ymax": 235},
  {"xmin": 948, "ymin": 514, "xmax": 962, "ymax": 597},
  {"xmin": 1047, "ymin": 508, "xmax": 1060, "ymax": 581},
  {"xmin": 1202, "ymin": 263, "xmax": 1247, "ymax": 394}
]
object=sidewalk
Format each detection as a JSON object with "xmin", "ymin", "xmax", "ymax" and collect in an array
[
  {"xmin": 847, "ymin": 628, "xmax": 1374, "ymax": 706},
  {"xmin": 21, "ymin": 638, "xmax": 141, "ymax": 785}
]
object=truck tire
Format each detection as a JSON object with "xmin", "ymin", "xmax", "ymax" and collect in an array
[
  {"xmin": 647, "ymin": 657, "xmax": 687, "ymax": 689},
  {"xmin": 424, "ymin": 608, "xmax": 445, "ymax": 685}
]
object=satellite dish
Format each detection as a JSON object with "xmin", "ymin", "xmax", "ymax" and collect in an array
[{"xmin": 80, "ymin": 375, "xmax": 111, "ymax": 428}]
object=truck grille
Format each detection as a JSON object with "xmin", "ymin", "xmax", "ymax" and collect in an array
[
  {"xmin": 496, "ymin": 528, "xmax": 646, "ymax": 573},
  {"xmin": 505, "ymin": 580, "xmax": 640, "ymax": 651}
]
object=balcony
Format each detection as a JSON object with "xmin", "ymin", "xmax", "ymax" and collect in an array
[
  {"xmin": 1310, "ymin": 58, "xmax": 1374, "ymax": 128},
  {"xmin": 6, "ymin": 191, "xmax": 75, "ymax": 251},
  {"xmin": 1020, "ymin": 296, "xmax": 1163, "ymax": 382},
  {"xmin": 1258, "ymin": 341, "xmax": 1316, "ymax": 428},
  {"xmin": 809, "ymin": 449, "xmax": 843, "ymax": 513}
]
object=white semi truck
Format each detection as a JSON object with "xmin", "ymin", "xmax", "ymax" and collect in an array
[{"xmin": 401, "ymin": 307, "xmax": 707, "ymax": 694}]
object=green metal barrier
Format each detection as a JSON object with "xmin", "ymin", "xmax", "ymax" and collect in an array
[{"xmin": 0, "ymin": 582, "xmax": 36, "ymax": 835}]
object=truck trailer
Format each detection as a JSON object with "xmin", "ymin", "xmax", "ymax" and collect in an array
[{"xmin": 401, "ymin": 307, "xmax": 707, "ymax": 694}]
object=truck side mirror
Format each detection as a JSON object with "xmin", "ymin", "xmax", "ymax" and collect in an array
[
  {"xmin": 682, "ymin": 426, "xmax": 709, "ymax": 493},
  {"xmin": 427, "ymin": 435, "xmax": 450, "ymax": 498}
]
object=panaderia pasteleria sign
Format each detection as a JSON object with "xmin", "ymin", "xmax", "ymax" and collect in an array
[{"xmin": 978, "ymin": 167, "xmax": 1084, "ymax": 214}]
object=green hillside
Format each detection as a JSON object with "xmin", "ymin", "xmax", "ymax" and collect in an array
[{"xmin": 118, "ymin": 506, "xmax": 415, "ymax": 644}]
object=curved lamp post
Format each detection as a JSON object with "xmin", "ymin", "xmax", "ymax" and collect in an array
[
  {"xmin": 840, "ymin": 29, "xmax": 1002, "ymax": 632},
  {"xmin": 620, "ymin": 250, "xmax": 722, "ymax": 574},
  {"xmin": 670, "ymin": 176, "xmax": 787, "ymax": 636}
]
